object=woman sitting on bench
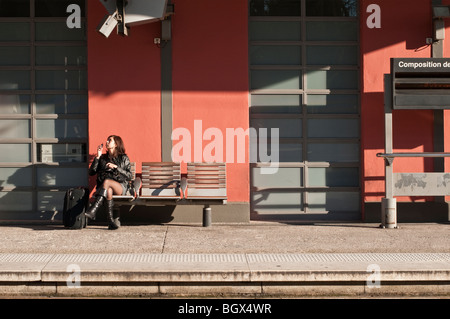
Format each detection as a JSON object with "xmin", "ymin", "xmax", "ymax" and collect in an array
[{"xmin": 85, "ymin": 135, "xmax": 132, "ymax": 230}]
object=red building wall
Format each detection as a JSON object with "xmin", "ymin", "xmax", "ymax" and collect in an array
[
  {"xmin": 87, "ymin": 0, "xmax": 249, "ymax": 204},
  {"xmin": 361, "ymin": 0, "xmax": 439, "ymax": 212},
  {"xmin": 171, "ymin": 0, "xmax": 249, "ymax": 202},
  {"xmin": 87, "ymin": 0, "xmax": 162, "ymax": 181},
  {"xmin": 88, "ymin": 0, "xmax": 449, "ymax": 220}
]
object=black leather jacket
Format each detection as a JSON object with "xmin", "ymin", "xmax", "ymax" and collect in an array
[{"xmin": 89, "ymin": 153, "xmax": 132, "ymax": 189}]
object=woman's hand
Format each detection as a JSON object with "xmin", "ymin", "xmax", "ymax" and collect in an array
[
  {"xmin": 96, "ymin": 144, "xmax": 103, "ymax": 158},
  {"xmin": 106, "ymin": 162, "xmax": 118, "ymax": 170}
]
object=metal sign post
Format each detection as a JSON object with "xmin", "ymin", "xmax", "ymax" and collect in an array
[
  {"xmin": 378, "ymin": 58, "xmax": 450, "ymax": 228},
  {"xmin": 381, "ymin": 74, "xmax": 397, "ymax": 228}
]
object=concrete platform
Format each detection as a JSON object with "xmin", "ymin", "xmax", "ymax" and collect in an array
[{"xmin": 0, "ymin": 222, "xmax": 448, "ymax": 298}]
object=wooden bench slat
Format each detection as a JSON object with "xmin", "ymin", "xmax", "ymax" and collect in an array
[
  {"xmin": 187, "ymin": 180, "xmax": 226, "ymax": 184},
  {"xmin": 143, "ymin": 177, "xmax": 178, "ymax": 181},
  {"xmin": 188, "ymin": 185, "xmax": 226, "ymax": 188},
  {"xmin": 142, "ymin": 166, "xmax": 180, "ymax": 172},
  {"xmin": 188, "ymin": 170, "xmax": 225, "ymax": 176},
  {"xmin": 187, "ymin": 168, "xmax": 225, "ymax": 172},
  {"xmin": 142, "ymin": 162, "xmax": 179, "ymax": 165},
  {"xmin": 143, "ymin": 185, "xmax": 178, "ymax": 189},
  {"xmin": 142, "ymin": 176, "xmax": 180, "ymax": 180},
  {"xmin": 188, "ymin": 176, "xmax": 226, "ymax": 180}
]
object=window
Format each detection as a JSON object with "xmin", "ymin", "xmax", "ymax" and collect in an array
[
  {"xmin": 0, "ymin": 0, "xmax": 87, "ymax": 216},
  {"xmin": 249, "ymin": 0, "xmax": 360, "ymax": 221}
]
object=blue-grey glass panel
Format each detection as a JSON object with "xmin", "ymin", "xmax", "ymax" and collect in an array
[
  {"xmin": 306, "ymin": 21, "xmax": 357, "ymax": 41},
  {"xmin": 36, "ymin": 46, "xmax": 87, "ymax": 66},
  {"xmin": 308, "ymin": 143, "xmax": 359, "ymax": 162},
  {"xmin": 249, "ymin": 21, "xmax": 301, "ymax": 41},
  {"xmin": 37, "ymin": 167, "xmax": 87, "ymax": 187},
  {"xmin": 35, "ymin": 22, "xmax": 86, "ymax": 41},
  {"xmin": 307, "ymin": 94, "xmax": 358, "ymax": 114},
  {"xmin": 251, "ymin": 70, "xmax": 302, "ymax": 90},
  {"xmin": 306, "ymin": 46, "xmax": 358, "ymax": 65},
  {"xmin": 36, "ymin": 95, "xmax": 87, "ymax": 114},
  {"xmin": 0, "ymin": 144, "xmax": 30, "ymax": 162},
  {"xmin": 0, "ymin": 71, "xmax": 30, "ymax": 90},
  {"xmin": 279, "ymin": 143, "xmax": 302, "ymax": 162},
  {"xmin": 0, "ymin": 47, "xmax": 30, "ymax": 66},
  {"xmin": 307, "ymin": 70, "xmax": 358, "ymax": 90},
  {"xmin": 35, "ymin": 0, "xmax": 85, "ymax": 17},
  {"xmin": 252, "ymin": 118, "xmax": 302, "ymax": 138},
  {"xmin": 252, "ymin": 191, "xmax": 303, "ymax": 212},
  {"xmin": 306, "ymin": 0, "xmax": 357, "ymax": 17},
  {"xmin": 249, "ymin": 0, "xmax": 301, "ymax": 16},
  {"xmin": 252, "ymin": 167, "xmax": 303, "ymax": 187},
  {"xmin": 36, "ymin": 119, "xmax": 87, "ymax": 138},
  {"xmin": 0, "ymin": 95, "xmax": 30, "ymax": 114},
  {"xmin": 0, "ymin": 0, "xmax": 29, "ymax": 17},
  {"xmin": 0, "ymin": 22, "xmax": 30, "ymax": 41},
  {"xmin": 308, "ymin": 119, "xmax": 359, "ymax": 138},
  {"xmin": 0, "ymin": 119, "xmax": 30, "ymax": 138},
  {"xmin": 250, "ymin": 45, "xmax": 301, "ymax": 65},
  {"xmin": 0, "ymin": 167, "xmax": 32, "ymax": 187},
  {"xmin": 251, "ymin": 142, "xmax": 302, "ymax": 162},
  {"xmin": 37, "ymin": 191, "xmax": 66, "ymax": 212},
  {"xmin": 308, "ymin": 192, "xmax": 360, "ymax": 212},
  {"xmin": 35, "ymin": 70, "xmax": 87, "ymax": 90},
  {"xmin": 37, "ymin": 143, "xmax": 86, "ymax": 163},
  {"xmin": 308, "ymin": 167, "xmax": 359, "ymax": 187},
  {"xmin": 0, "ymin": 191, "xmax": 32, "ymax": 211},
  {"xmin": 251, "ymin": 94, "xmax": 301, "ymax": 113}
]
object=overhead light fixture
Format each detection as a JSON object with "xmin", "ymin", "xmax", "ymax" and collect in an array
[
  {"xmin": 97, "ymin": 12, "xmax": 118, "ymax": 38},
  {"xmin": 432, "ymin": 5, "xmax": 450, "ymax": 41},
  {"xmin": 96, "ymin": 0, "xmax": 173, "ymax": 38},
  {"xmin": 96, "ymin": 0, "xmax": 128, "ymax": 37},
  {"xmin": 433, "ymin": 5, "xmax": 450, "ymax": 19}
]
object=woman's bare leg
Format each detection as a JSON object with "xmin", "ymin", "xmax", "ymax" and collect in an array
[{"xmin": 102, "ymin": 179, "xmax": 123, "ymax": 200}]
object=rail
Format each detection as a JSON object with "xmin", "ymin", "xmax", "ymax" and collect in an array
[{"xmin": 376, "ymin": 152, "xmax": 450, "ymax": 165}]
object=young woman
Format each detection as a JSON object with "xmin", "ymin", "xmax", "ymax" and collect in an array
[{"xmin": 85, "ymin": 135, "xmax": 132, "ymax": 230}]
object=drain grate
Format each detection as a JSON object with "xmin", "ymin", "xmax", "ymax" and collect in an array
[
  {"xmin": 0, "ymin": 254, "xmax": 54, "ymax": 263},
  {"xmin": 246, "ymin": 253, "xmax": 450, "ymax": 263},
  {"xmin": 49, "ymin": 254, "xmax": 248, "ymax": 263},
  {"xmin": 1, "ymin": 253, "xmax": 449, "ymax": 264}
]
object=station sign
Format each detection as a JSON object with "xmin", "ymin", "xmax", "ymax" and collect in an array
[{"xmin": 391, "ymin": 58, "xmax": 450, "ymax": 109}]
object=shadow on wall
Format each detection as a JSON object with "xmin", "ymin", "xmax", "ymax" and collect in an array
[
  {"xmin": 0, "ymin": 162, "xmax": 174, "ymax": 224},
  {"xmin": 362, "ymin": 91, "xmax": 436, "ymax": 201},
  {"xmin": 0, "ymin": 165, "xmax": 85, "ymax": 220}
]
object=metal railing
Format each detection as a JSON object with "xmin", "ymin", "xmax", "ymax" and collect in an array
[
  {"xmin": 377, "ymin": 152, "xmax": 450, "ymax": 228},
  {"xmin": 377, "ymin": 152, "xmax": 450, "ymax": 165}
]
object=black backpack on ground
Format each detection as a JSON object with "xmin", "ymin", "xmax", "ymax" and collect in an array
[{"xmin": 63, "ymin": 187, "xmax": 89, "ymax": 229}]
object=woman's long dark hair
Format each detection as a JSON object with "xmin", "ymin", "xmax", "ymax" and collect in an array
[{"xmin": 108, "ymin": 135, "xmax": 126, "ymax": 157}]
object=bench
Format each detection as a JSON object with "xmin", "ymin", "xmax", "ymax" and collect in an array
[
  {"xmin": 113, "ymin": 162, "xmax": 227, "ymax": 226},
  {"xmin": 140, "ymin": 162, "xmax": 181, "ymax": 200},
  {"xmin": 184, "ymin": 162, "xmax": 227, "ymax": 226}
]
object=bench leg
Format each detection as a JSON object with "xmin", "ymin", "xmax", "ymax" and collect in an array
[{"xmin": 203, "ymin": 205, "xmax": 211, "ymax": 227}]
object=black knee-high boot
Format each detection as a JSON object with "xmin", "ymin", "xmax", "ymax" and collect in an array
[
  {"xmin": 85, "ymin": 188, "xmax": 107, "ymax": 220},
  {"xmin": 106, "ymin": 199, "xmax": 119, "ymax": 230}
]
